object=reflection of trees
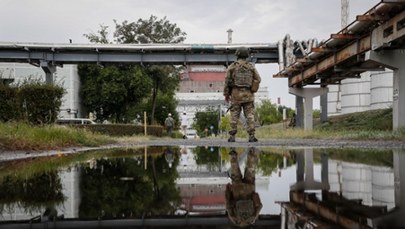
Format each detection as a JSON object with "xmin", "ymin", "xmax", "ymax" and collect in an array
[
  {"xmin": 315, "ymin": 149, "xmax": 393, "ymax": 167},
  {"xmin": 257, "ymin": 150, "xmax": 294, "ymax": 176},
  {"xmin": 0, "ymin": 171, "xmax": 64, "ymax": 214},
  {"xmin": 193, "ymin": 147, "xmax": 221, "ymax": 171},
  {"xmin": 79, "ymin": 153, "xmax": 180, "ymax": 219}
]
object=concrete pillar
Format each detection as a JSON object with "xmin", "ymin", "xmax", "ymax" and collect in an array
[
  {"xmin": 290, "ymin": 87, "xmax": 329, "ymax": 130},
  {"xmin": 295, "ymin": 96, "xmax": 304, "ymax": 128},
  {"xmin": 290, "ymin": 149, "xmax": 329, "ymax": 191},
  {"xmin": 368, "ymin": 50, "xmax": 405, "ymax": 130},
  {"xmin": 372, "ymin": 149, "xmax": 405, "ymax": 227},
  {"xmin": 40, "ymin": 61, "xmax": 56, "ymax": 84},
  {"xmin": 320, "ymin": 92, "xmax": 328, "ymax": 123}
]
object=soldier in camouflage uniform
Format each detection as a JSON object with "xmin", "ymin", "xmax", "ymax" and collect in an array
[
  {"xmin": 226, "ymin": 147, "xmax": 262, "ymax": 226},
  {"xmin": 224, "ymin": 47, "xmax": 261, "ymax": 142}
]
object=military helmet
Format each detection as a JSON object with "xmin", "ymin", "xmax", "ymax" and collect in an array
[{"xmin": 235, "ymin": 47, "xmax": 249, "ymax": 58}]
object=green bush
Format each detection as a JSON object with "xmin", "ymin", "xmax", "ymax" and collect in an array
[
  {"xmin": 0, "ymin": 84, "xmax": 19, "ymax": 122},
  {"xmin": 77, "ymin": 124, "xmax": 163, "ymax": 137},
  {"xmin": 18, "ymin": 81, "xmax": 65, "ymax": 125}
]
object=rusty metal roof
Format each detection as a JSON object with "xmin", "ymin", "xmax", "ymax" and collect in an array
[{"xmin": 274, "ymin": 0, "xmax": 405, "ymax": 87}]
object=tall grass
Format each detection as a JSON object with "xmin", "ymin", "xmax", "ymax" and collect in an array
[
  {"xmin": 0, "ymin": 122, "xmax": 115, "ymax": 151},
  {"xmin": 252, "ymin": 125, "xmax": 405, "ymax": 140}
]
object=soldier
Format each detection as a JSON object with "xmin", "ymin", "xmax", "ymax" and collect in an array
[
  {"xmin": 226, "ymin": 147, "xmax": 262, "ymax": 226},
  {"xmin": 224, "ymin": 47, "xmax": 261, "ymax": 142},
  {"xmin": 164, "ymin": 113, "xmax": 175, "ymax": 137}
]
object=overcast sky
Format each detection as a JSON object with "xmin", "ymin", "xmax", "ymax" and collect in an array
[{"xmin": 0, "ymin": 0, "xmax": 380, "ymax": 108}]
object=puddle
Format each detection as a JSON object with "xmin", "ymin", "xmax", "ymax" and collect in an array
[{"xmin": 0, "ymin": 146, "xmax": 403, "ymax": 228}]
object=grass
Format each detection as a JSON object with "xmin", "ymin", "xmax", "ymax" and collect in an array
[
  {"xmin": 0, "ymin": 122, "xmax": 115, "ymax": 151},
  {"xmin": 1, "ymin": 108, "xmax": 404, "ymax": 151},
  {"xmin": 236, "ymin": 108, "xmax": 405, "ymax": 141}
]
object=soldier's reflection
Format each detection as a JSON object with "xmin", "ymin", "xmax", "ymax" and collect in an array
[{"xmin": 226, "ymin": 147, "xmax": 262, "ymax": 227}]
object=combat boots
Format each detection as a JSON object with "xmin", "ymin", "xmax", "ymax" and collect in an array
[
  {"xmin": 228, "ymin": 135, "xmax": 235, "ymax": 142},
  {"xmin": 248, "ymin": 134, "xmax": 258, "ymax": 142}
]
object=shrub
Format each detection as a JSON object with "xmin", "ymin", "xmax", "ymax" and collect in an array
[
  {"xmin": 0, "ymin": 84, "xmax": 19, "ymax": 122},
  {"xmin": 18, "ymin": 81, "xmax": 65, "ymax": 125}
]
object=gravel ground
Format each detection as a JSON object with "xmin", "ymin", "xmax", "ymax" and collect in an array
[{"xmin": 1, "ymin": 137, "xmax": 405, "ymax": 162}]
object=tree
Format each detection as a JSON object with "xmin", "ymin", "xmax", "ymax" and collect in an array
[
  {"xmin": 193, "ymin": 107, "xmax": 220, "ymax": 137},
  {"xmin": 79, "ymin": 64, "xmax": 152, "ymax": 122},
  {"xmin": 256, "ymin": 100, "xmax": 282, "ymax": 125},
  {"xmin": 112, "ymin": 16, "xmax": 185, "ymax": 124},
  {"xmin": 129, "ymin": 92, "xmax": 179, "ymax": 126},
  {"xmin": 113, "ymin": 15, "xmax": 186, "ymax": 44},
  {"xmin": 82, "ymin": 15, "xmax": 186, "ymax": 123}
]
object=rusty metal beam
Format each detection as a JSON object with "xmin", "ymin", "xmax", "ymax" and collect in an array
[
  {"xmin": 331, "ymin": 34, "xmax": 361, "ymax": 39},
  {"xmin": 311, "ymin": 47, "xmax": 335, "ymax": 53},
  {"xmin": 290, "ymin": 191, "xmax": 373, "ymax": 229},
  {"xmin": 289, "ymin": 36, "xmax": 371, "ymax": 86},
  {"xmin": 356, "ymin": 14, "xmax": 389, "ymax": 22}
]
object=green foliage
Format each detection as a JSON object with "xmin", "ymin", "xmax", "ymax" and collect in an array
[
  {"xmin": 193, "ymin": 108, "xmax": 220, "ymax": 136},
  {"xmin": 113, "ymin": 15, "xmax": 187, "ymax": 44},
  {"xmin": 79, "ymin": 64, "xmax": 153, "ymax": 123},
  {"xmin": 0, "ymin": 81, "xmax": 64, "ymax": 125},
  {"xmin": 193, "ymin": 147, "xmax": 221, "ymax": 170},
  {"xmin": 81, "ymin": 15, "xmax": 186, "ymax": 124},
  {"xmin": 220, "ymin": 115, "xmax": 231, "ymax": 132},
  {"xmin": 0, "ymin": 171, "xmax": 64, "ymax": 211},
  {"xmin": 316, "ymin": 148, "xmax": 393, "ymax": 167},
  {"xmin": 18, "ymin": 81, "xmax": 65, "ymax": 125},
  {"xmin": 0, "ymin": 122, "xmax": 113, "ymax": 151},
  {"xmin": 313, "ymin": 109, "xmax": 321, "ymax": 119},
  {"xmin": 257, "ymin": 149, "xmax": 295, "ymax": 176},
  {"xmin": 79, "ymin": 154, "xmax": 180, "ymax": 218},
  {"xmin": 0, "ymin": 84, "xmax": 19, "ymax": 122},
  {"xmin": 130, "ymin": 93, "xmax": 178, "ymax": 126},
  {"xmin": 316, "ymin": 108, "xmax": 392, "ymax": 131},
  {"xmin": 256, "ymin": 100, "xmax": 282, "ymax": 125}
]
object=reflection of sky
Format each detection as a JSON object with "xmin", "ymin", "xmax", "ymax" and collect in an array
[{"xmin": 258, "ymin": 164, "xmax": 321, "ymax": 214}]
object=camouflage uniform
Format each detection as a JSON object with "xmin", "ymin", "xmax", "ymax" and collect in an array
[
  {"xmin": 226, "ymin": 148, "xmax": 262, "ymax": 226},
  {"xmin": 224, "ymin": 49, "xmax": 261, "ymax": 142}
]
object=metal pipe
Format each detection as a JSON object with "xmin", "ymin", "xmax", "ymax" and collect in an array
[
  {"xmin": 278, "ymin": 39, "xmax": 284, "ymax": 71},
  {"xmin": 0, "ymin": 42, "xmax": 278, "ymax": 52}
]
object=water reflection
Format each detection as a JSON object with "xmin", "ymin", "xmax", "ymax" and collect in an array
[
  {"xmin": 79, "ymin": 148, "xmax": 181, "ymax": 219},
  {"xmin": 0, "ymin": 146, "xmax": 403, "ymax": 228},
  {"xmin": 226, "ymin": 147, "xmax": 262, "ymax": 227},
  {"xmin": 281, "ymin": 148, "xmax": 404, "ymax": 229}
]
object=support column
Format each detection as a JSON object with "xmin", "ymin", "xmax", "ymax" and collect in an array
[
  {"xmin": 295, "ymin": 96, "xmax": 304, "ymax": 128},
  {"xmin": 290, "ymin": 149, "xmax": 329, "ymax": 191},
  {"xmin": 290, "ymin": 87, "xmax": 329, "ymax": 130},
  {"xmin": 368, "ymin": 50, "xmax": 405, "ymax": 130},
  {"xmin": 40, "ymin": 61, "xmax": 56, "ymax": 84},
  {"xmin": 320, "ymin": 92, "xmax": 328, "ymax": 123},
  {"xmin": 372, "ymin": 149, "xmax": 405, "ymax": 227}
]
